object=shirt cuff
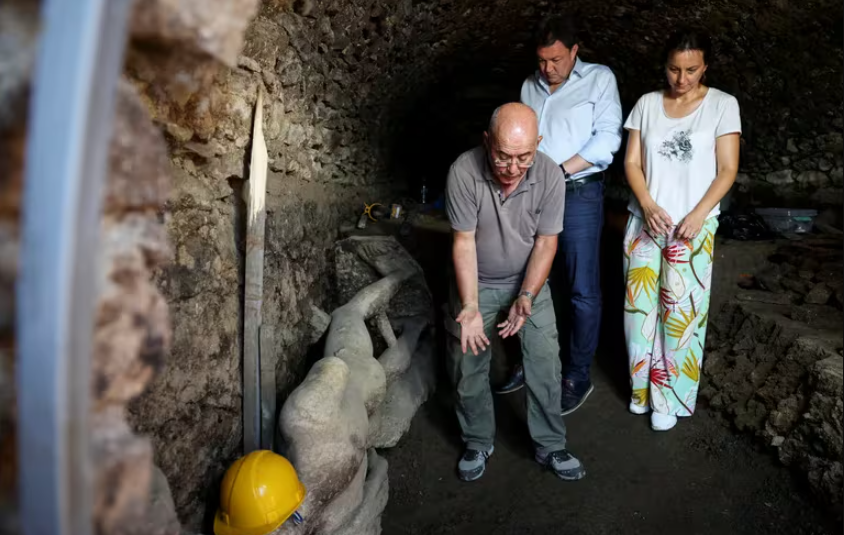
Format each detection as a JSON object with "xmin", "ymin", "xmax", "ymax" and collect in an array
[{"xmin": 578, "ymin": 139, "xmax": 611, "ymax": 169}]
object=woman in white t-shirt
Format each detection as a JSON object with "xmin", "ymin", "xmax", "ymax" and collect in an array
[{"xmin": 621, "ymin": 29, "xmax": 741, "ymax": 431}]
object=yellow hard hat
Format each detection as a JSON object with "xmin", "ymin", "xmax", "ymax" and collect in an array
[{"xmin": 214, "ymin": 450, "xmax": 307, "ymax": 535}]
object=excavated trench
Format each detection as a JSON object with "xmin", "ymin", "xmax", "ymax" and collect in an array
[{"xmin": 1, "ymin": 0, "xmax": 842, "ymax": 534}]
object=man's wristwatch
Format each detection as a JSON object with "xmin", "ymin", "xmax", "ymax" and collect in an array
[
  {"xmin": 561, "ymin": 164, "xmax": 571, "ymax": 180},
  {"xmin": 518, "ymin": 290, "xmax": 535, "ymax": 303}
]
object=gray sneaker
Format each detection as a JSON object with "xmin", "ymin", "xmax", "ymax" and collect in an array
[
  {"xmin": 458, "ymin": 446, "xmax": 494, "ymax": 481},
  {"xmin": 535, "ymin": 449, "xmax": 585, "ymax": 481}
]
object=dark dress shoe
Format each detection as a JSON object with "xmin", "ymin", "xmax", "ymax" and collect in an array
[
  {"xmin": 560, "ymin": 378, "xmax": 594, "ymax": 416},
  {"xmin": 494, "ymin": 364, "xmax": 525, "ymax": 394}
]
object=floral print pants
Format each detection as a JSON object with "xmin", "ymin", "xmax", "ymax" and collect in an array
[{"xmin": 622, "ymin": 214, "xmax": 718, "ymax": 416}]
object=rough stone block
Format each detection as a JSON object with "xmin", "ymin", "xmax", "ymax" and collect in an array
[
  {"xmin": 308, "ymin": 305, "xmax": 332, "ymax": 344},
  {"xmin": 781, "ymin": 277, "xmax": 813, "ymax": 296},
  {"xmin": 755, "ymin": 264, "xmax": 785, "ymax": 293},
  {"xmin": 107, "ymin": 80, "xmax": 171, "ymax": 213},
  {"xmin": 818, "ymin": 132, "xmax": 844, "ymax": 154},
  {"xmin": 237, "ymin": 55, "xmax": 262, "ymax": 73},
  {"xmin": 131, "ymin": 0, "xmax": 261, "ymax": 65},
  {"xmin": 804, "ymin": 282, "xmax": 833, "ymax": 305},
  {"xmin": 734, "ymin": 289, "xmax": 792, "ymax": 306},
  {"xmin": 796, "ymin": 170, "xmax": 829, "ymax": 187},
  {"xmin": 242, "ymin": 17, "xmax": 288, "ymax": 69},
  {"xmin": 790, "ymin": 304, "xmax": 843, "ymax": 330},
  {"xmin": 779, "ymin": 356, "xmax": 843, "ymax": 518},
  {"xmin": 707, "ymin": 294, "xmax": 843, "ymax": 522},
  {"xmin": 90, "ymin": 415, "xmax": 154, "ymax": 535},
  {"xmin": 94, "ymin": 214, "xmax": 171, "ymax": 409},
  {"xmin": 765, "ymin": 169, "xmax": 794, "ymax": 185},
  {"xmin": 812, "ymin": 356, "xmax": 844, "ymax": 396}
]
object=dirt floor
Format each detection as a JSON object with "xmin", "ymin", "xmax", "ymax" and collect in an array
[
  {"xmin": 381, "ymin": 363, "xmax": 836, "ymax": 535},
  {"xmin": 381, "ymin": 210, "xmax": 837, "ymax": 535}
]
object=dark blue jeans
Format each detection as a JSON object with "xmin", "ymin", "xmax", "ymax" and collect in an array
[{"xmin": 552, "ymin": 179, "xmax": 604, "ymax": 383}]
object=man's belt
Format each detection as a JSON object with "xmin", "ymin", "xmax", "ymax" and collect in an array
[{"xmin": 565, "ymin": 172, "xmax": 603, "ymax": 191}]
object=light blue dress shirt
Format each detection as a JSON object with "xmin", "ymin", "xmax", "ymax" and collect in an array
[{"xmin": 520, "ymin": 58, "xmax": 623, "ymax": 180}]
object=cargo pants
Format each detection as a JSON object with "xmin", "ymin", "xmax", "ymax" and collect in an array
[{"xmin": 445, "ymin": 279, "xmax": 568, "ymax": 456}]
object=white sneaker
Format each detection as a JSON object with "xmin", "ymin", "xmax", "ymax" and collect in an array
[
  {"xmin": 651, "ymin": 412, "xmax": 678, "ymax": 431},
  {"xmin": 629, "ymin": 402, "xmax": 649, "ymax": 415}
]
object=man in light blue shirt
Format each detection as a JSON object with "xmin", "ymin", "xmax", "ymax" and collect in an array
[{"xmin": 495, "ymin": 15, "xmax": 622, "ymax": 416}]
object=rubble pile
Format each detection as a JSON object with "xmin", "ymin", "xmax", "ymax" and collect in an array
[{"xmin": 701, "ymin": 236, "xmax": 843, "ymax": 520}]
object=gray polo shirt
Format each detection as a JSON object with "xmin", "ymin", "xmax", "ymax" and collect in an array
[{"xmin": 445, "ymin": 145, "xmax": 565, "ymax": 288}]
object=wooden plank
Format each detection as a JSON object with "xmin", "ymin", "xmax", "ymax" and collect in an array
[
  {"xmin": 259, "ymin": 325, "xmax": 277, "ymax": 451},
  {"xmin": 243, "ymin": 86, "xmax": 268, "ymax": 454}
]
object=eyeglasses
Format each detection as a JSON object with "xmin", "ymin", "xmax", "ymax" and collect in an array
[{"xmin": 492, "ymin": 157, "xmax": 536, "ymax": 169}]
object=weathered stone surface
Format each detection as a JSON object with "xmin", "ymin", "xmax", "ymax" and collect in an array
[
  {"xmin": 389, "ymin": 0, "xmax": 843, "ymax": 210},
  {"xmin": 378, "ymin": 316, "xmax": 428, "ymax": 385},
  {"xmin": 124, "ymin": 0, "xmax": 842, "ymax": 529},
  {"xmin": 0, "ymin": 1, "xmax": 37, "ymax": 130},
  {"xmin": 126, "ymin": 187, "xmax": 242, "ymax": 525},
  {"xmin": 124, "ymin": 464, "xmax": 182, "ymax": 535},
  {"xmin": 306, "ymin": 454, "xmax": 367, "ymax": 535},
  {"xmin": 94, "ymin": 214, "xmax": 171, "ymax": 409},
  {"xmin": 369, "ymin": 334, "xmax": 436, "ymax": 448},
  {"xmin": 734, "ymin": 289, "xmax": 792, "ymax": 306},
  {"xmin": 90, "ymin": 412, "xmax": 155, "ymax": 535},
  {"xmin": 704, "ymin": 268, "xmax": 842, "ymax": 523},
  {"xmin": 765, "ymin": 169, "xmax": 795, "ymax": 185},
  {"xmin": 107, "ymin": 80, "xmax": 171, "ymax": 213},
  {"xmin": 308, "ymin": 305, "xmax": 332, "ymax": 344},
  {"xmin": 274, "ymin": 235, "xmax": 434, "ymax": 534},
  {"xmin": 331, "ymin": 450, "xmax": 389, "ymax": 535},
  {"xmin": 805, "ymin": 282, "xmax": 833, "ymax": 305},
  {"xmin": 277, "ymin": 357, "xmax": 368, "ymax": 533},
  {"xmin": 779, "ymin": 356, "xmax": 843, "ymax": 519},
  {"xmin": 791, "ymin": 304, "xmax": 844, "ymax": 330},
  {"xmin": 335, "ymin": 236, "xmax": 433, "ymax": 322},
  {"xmin": 796, "ymin": 170, "xmax": 829, "ymax": 187},
  {"xmin": 131, "ymin": 0, "xmax": 261, "ymax": 65},
  {"xmin": 324, "ymin": 268, "xmax": 416, "ymax": 417}
]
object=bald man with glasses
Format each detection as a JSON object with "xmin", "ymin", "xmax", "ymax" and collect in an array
[{"xmin": 444, "ymin": 102, "xmax": 585, "ymax": 483}]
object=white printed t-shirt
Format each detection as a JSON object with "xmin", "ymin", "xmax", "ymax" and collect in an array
[{"xmin": 623, "ymin": 88, "xmax": 741, "ymax": 223}]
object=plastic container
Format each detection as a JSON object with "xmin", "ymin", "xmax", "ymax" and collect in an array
[{"xmin": 754, "ymin": 208, "xmax": 818, "ymax": 234}]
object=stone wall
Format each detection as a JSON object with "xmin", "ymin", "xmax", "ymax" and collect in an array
[
  {"xmin": 124, "ymin": 0, "xmax": 481, "ymax": 529},
  {"xmin": 121, "ymin": 0, "xmax": 843, "ymax": 530},
  {"xmin": 0, "ymin": 2, "xmax": 34, "ymax": 529},
  {"xmin": 2, "ymin": 0, "xmax": 841, "ymax": 532},
  {"xmin": 387, "ymin": 0, "xmax": 844, "ymax": 213},
  {"xmin": 128, "ymin": 0, "xmax": 602, "ymax": 527},
  {"xmin": 595, "ymin": 0, "xmax": 844, "ymax": 212},
  {"xmin": 2, "ymin": 0, "xmax": 210, "ymax": 532}
]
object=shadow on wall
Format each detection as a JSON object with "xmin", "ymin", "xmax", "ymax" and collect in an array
[
  {"xmin": 378, "ymin": 25, "xmax": 661, "ymax": 203},
  {"xmin": 380, "ymin": 2, "xmax": 844, "ymax": 211}
]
